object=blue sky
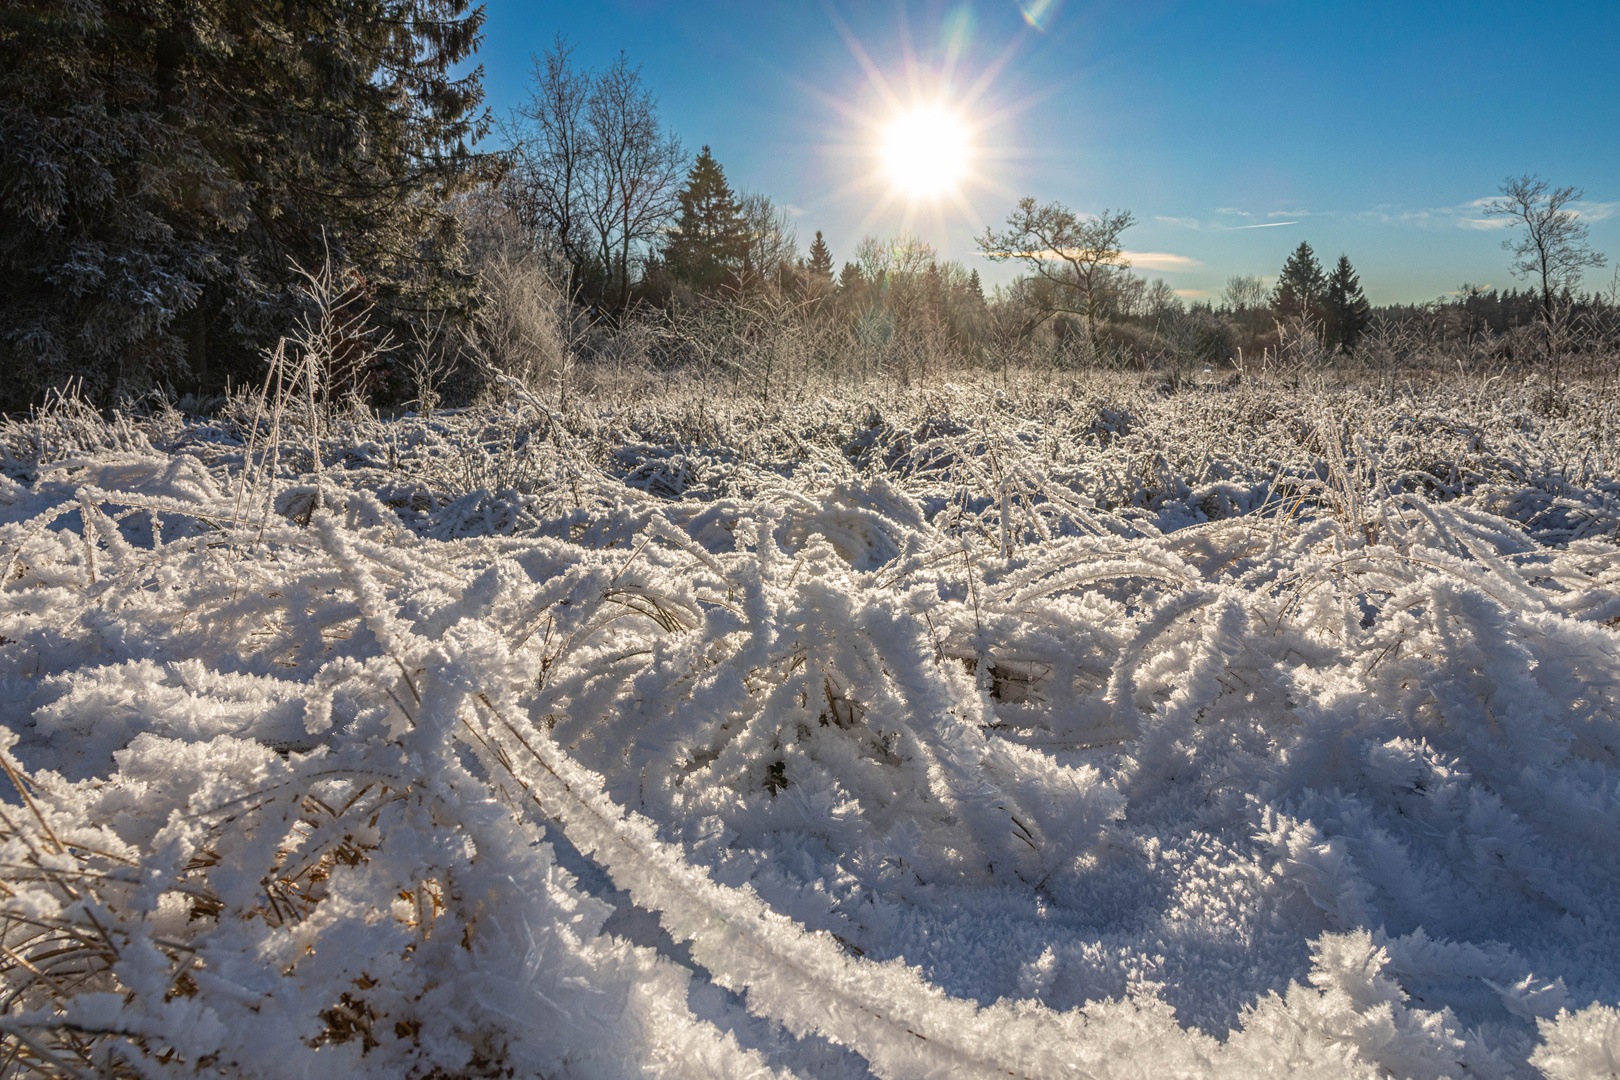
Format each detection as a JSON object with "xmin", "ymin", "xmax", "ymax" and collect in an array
[{"xmin": 476, "ymin": 1, "xmax": 1620, "ymax": 304}]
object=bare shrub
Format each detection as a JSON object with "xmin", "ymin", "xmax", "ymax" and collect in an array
[
  {"xmin": 0, "ymin": 382, "xmax": 155, "ymax": 474},
  {"xmin": 1264, "ymin": 315, "xmax": 1330, "ymax": 377},
  {"xmin": 439, "ymin": 195, "xmax": 589, "ymax": 407},
  {"xmin": 468, "ymin": 244, "xmax": 577, "ymax": 397}
]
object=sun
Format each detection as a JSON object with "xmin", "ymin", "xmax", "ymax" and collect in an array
[{"xmin": 880, "ymin": 106, "xmax": 971, "ymax": 199}]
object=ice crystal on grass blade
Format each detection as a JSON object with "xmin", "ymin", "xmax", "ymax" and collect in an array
[{"xmin": 0, "ymin": 373, "xmax": 1616, "ymax": 1078}]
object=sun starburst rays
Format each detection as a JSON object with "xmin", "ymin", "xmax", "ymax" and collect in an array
[{"xmin": 772, "ymin": 9, "xmax": 1046, "ymax": 245}]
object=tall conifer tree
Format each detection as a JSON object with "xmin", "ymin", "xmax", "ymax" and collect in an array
[
  {"xmin": 662, "ymin": 146, "xmax": 746, "ymax": 294},
  {"xmin": 806, "ymin": 231, "xmax": 834, "ymax": 280},
  {"xmin": 0, "ymin": 0, "xmax": 489, "ymax": 407},
  {"xmin": 1272, "ymin": 242, "xmax": 1327, "ymax": 323},
  {"xmin": 1324, "ymin": 254, "xmax": 1372, "ymax": 351},
  {"xmin": 838, "ymin": 262, "xmax": 866, "ymax": 298}
]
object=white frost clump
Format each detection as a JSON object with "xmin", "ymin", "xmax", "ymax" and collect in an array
[{"xmin": 1532, "ymin": 1004, "xmax": 1620, "ymax": 1080}]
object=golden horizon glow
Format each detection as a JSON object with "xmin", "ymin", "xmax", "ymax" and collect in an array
[{"xmin": 879, "ymin": 106, "xmax": 971, "ymax": 200}]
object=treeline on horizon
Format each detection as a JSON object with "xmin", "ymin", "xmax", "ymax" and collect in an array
[
  {"xmin": 487, "ymin": 37, "xmax": 1618, "ymax": 395},
  {"xmin": 2, "ymin": 7, "xmax": 1614, "ymax": 413}
]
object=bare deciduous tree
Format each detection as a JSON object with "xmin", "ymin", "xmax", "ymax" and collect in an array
[
  {"xmin": 502, "ymin": 39, "xmax": 684, "ymax": 317},
  {"xmin": 1222, "ymin": 274, "xmax": 1268, "ymax": 312},
  {"xmin": 1484, "ymin": 174, "xmax": 1607, "ymax": 321},
  {"xmin": 855, "ymin": 233, "xmax": 938, "ymax": 283},
  {"xmin": 586, "ymin": 52, "xmax": 685, "ymax": 317},
  {"xmin": 737, "ymin": 192, "xmax": 799, "ymax": 290},
  {"xmin": 977, "ymin": 198, "xmax": 1135, "ymax": 340},
  {"xmin": 1145, "ymin": 278, "xmax": 1182, "ymax": 319},
  {"xmin": 501, "ymin": 36, "xmax": 595, "ymax": 277}
]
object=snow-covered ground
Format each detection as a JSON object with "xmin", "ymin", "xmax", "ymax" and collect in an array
[{"xmin": 0, "ymin": 373, "xmax": 1617, "ymax": 1079}]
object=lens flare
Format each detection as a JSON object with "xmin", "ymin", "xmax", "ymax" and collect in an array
[
  {"xmin": 880, "ymin": 106, "xmax": 971, "ymax": 198},
  {"xmin": 1019, "ymin": 0, "xmax": 1063, "ymax": 32}
]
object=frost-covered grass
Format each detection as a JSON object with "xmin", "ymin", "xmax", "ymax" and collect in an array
[{"xmin": 0, "ymin": 371, "xmax": 1617, "ymax": 1079}]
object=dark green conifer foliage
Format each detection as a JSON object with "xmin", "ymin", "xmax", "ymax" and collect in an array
[
  {"xmin": 1271, "ymin": 242, "xmax": 1327, "ymax": 323},
  {"xmin": 0, "ymin": 0, "xmax": 490, "ymax": 408},
  {"xmin": 838, "ymin": 262, "xmax": 864, "ymax": 292},
  {"xmin": 662, "ymin": 146, "xmax": 746, "ymax": 294},
  {"xmin": 1324, "ymin": 255, "xmax": 1372, "ymax": 351},
  {"xmin": 965, "ymin": 269, "xmax": 985, "ymax": 306},
  {"xmin": 806, "ymin": 231, "xmax": 834, "ymax": 281}
]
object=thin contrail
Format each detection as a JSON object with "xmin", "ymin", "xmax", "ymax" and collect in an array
[{"xmin": 1231, "ymin": 221, "xmax": 1298, "ymax": 229}]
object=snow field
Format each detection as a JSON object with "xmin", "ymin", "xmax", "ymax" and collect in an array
[{"xmin": 0, "ymin": 374, "xmax": 1616, "ymax": 1078}]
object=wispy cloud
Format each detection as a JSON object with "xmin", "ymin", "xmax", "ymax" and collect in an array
[
  {"xmin": 1174, "ymin": 289, "xmax": 1213, "ymax": 299},
  {"xmin": 1359, "ymin": 196, "xmax": 1618, "ymax": 231},
  {"xmin": 1211, "ymin": 207, "xmax": 1315, "ymax": 222},
  {"xmin": 1123, "ymin": 251, "xmax": 1204, "ymax": 272},
  {"xmin": 1153, "ymin": 216, "xmax": 1297, "ymax": 232},
  {"xmin": 981, "ymin": 248, "xmax": 1203, "ymax": 273},
  {"xmin": 1574, "ymin": 201, "xmax": 1620, "ymax": 222}
]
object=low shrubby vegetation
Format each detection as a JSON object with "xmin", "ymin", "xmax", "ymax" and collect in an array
[{"xmin": 0, "ymin": 338, "xmax": 1616, "ymax": 1076}]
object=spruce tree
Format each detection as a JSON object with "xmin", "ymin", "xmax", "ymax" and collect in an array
[
  {"xmin": 1272, "ymin": 242, "xmax": 1327, "ymax": 323},
  {"xmin": 806, "ymin": 231, "xmax": 834, "ymax": 280},
  {"xmin": 966, "ymin": 269, "xmax": 986, "ymax": 306},
  {"xmin": 1324, "ymin": 255, "xmax": 1372, "ymax": 351},
  {"xmin": 0, "ymin": 0, "xmax": 489, "ymax": 408},
  {"xmin": 662, "ymin": 146, "xmax": 746, "ymax": 294}
]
